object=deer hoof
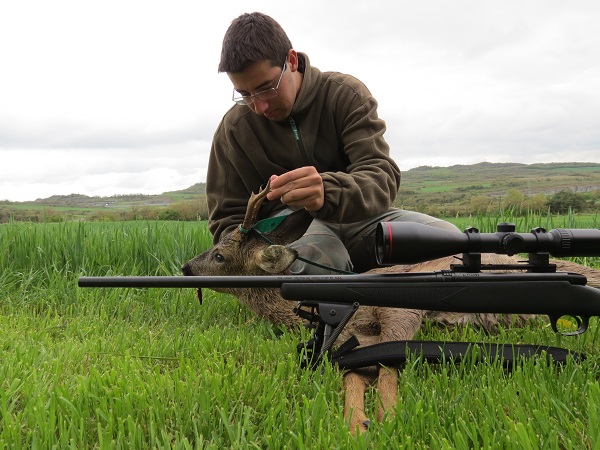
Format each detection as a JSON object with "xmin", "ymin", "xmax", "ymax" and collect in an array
[{"xmin": 349, "ymin": 418, "xmax": 371, "ymax": 436}]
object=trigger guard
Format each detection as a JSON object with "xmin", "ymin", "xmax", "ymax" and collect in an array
[{"xmin": 550, "ymin": 315, "xmax": 588, "ymax": 336}]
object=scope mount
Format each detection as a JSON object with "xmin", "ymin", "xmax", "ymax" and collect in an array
[{"xmin": 451, "ymin": 223, "xmax": 556, "ymax": 273}]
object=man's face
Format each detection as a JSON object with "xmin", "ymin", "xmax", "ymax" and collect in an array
[{"xmin": 228, "ymin": 59, "xmax": 296, "ymax": 122}]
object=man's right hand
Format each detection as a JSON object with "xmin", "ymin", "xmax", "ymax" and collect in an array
[{"xmin": 267, "ymin": 166, "xmax": 324, "ymax": 212}]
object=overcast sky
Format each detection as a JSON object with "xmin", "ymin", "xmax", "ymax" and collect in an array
[{"xmin": 1, "ymin": 1, "xmax": 599, "ymax": 202}]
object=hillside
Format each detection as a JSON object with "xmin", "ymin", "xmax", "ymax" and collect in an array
[
  {"xmin": 402, "ymin": 162, "xmax": 600, "ymax": 196},
  {"xmin": 397, "ymin": 162, "xmax": 600, "ymax": 216},
  {"xmin": 21, "ymin": 183, "xmax": 207, "ymax": 208},
  {"xmin": 1, "ymin": 162, "xmax": 599, "ymax": 221}
]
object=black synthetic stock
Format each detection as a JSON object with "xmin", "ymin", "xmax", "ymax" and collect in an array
[{"xmin": 279, "ymin": 272, "xmax": 599, "ymax": 318}]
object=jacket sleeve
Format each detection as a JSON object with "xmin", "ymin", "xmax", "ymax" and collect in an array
[{"xmin": 311, "ymin": 78, "xmax": 401, "ymax": 223}]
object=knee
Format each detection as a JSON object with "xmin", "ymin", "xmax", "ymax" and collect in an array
[
  {"xmin": 289, "ymin": 237, "xmax": 352, "ymax": 275},
  {"xmin": 427, "ymin": 220, "xmax": 461, "ymax": 233}
]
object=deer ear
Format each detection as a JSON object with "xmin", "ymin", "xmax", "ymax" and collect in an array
[
  {"xmin": 263, "ymin": 209, "xmax": 313, "ymax": 245},
  {"xmin": 257, "ymin": 245, "xmax": 298, "ymax": 273}
]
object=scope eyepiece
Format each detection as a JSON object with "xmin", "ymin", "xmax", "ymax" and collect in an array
[{"xmin": 376, "ymin": 222, "xmax": 600, "ymax": 266}]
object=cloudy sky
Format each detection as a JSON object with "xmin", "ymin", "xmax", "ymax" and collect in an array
[{"xmin": 1, "ymin": 1, "xmax": 599, "ymax": 202}]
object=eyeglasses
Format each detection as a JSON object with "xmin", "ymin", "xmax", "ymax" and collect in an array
[{"xmin": 232, "ymin": 61, "xmax": 286, "ymax": 105}]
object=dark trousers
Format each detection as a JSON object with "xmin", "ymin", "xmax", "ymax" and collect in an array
[{"xmin": 274, "ymin": 208, "xmax": 460, "ymax": 274}]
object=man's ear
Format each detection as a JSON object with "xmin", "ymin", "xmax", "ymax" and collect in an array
[
  {"xmin": 263, "ymin": 209, "xmax": 313, "ymax": 245},
  {"xmin": 256, "ymin": 245, "xmax": 298, "ymax": 273},
  {"xmin": 287, "ymin": 49, "xmax": 299, "ymax": 72}
]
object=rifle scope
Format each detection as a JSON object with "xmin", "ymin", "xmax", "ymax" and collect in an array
[{"xmin": 376, "ymin": 222, "xmax": 600, "ymax": 265}]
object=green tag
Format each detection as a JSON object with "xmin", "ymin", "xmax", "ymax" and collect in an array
[{"xmin": 252, "ymin": 215, "xmax": 289, "ymax": 234}]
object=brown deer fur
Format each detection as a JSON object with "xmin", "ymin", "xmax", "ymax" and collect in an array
[{"xmin": 182, "ymin": 185, "xmax": 600, "ymax": 435}]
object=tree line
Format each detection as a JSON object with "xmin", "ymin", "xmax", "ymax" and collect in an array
[{"xmin": 396, "ymin": 188, "xmax": 600, "ymax": 218}]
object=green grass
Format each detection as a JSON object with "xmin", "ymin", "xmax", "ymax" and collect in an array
[
  {"xmin": 1, "ymin": 218, "xmax": 600, "ymax": 448},
  {"xmin": 447, "ymin": 211, "xmax": 599, "ymax": 233}
]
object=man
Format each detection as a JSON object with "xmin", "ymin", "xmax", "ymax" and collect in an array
[{"xmin": 207, "ymin": 12, "xmax": 459, "ymax": 274}]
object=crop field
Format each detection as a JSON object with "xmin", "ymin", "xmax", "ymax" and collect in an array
[
  {"xmin": 1, "ymin": 218, "xmax": 600, "ymax": 448},
  {"xmin": 451, "ymin": 212, "xmax": 599, "ymax": 234}
]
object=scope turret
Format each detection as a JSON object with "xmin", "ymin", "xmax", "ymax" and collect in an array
[{"xmin": 376, "ymin": 222, "xmax": 600, "ymax": 265}]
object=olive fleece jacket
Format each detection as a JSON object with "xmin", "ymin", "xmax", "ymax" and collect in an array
[{"xmin": 207, "ymin": 53, "xmax": 401, "ymax": 243}]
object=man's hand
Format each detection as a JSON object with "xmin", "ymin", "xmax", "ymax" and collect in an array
[{"xmin": 267, "ymin": 166, "xmax": 324, "ymax": 211}]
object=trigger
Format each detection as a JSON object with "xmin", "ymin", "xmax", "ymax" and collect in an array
[{"xmin": 577, "ymin": 316, "xmax": 589, "ymax": 335}]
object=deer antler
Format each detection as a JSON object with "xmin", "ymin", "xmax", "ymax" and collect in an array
[{"xmin": 240, "ymin": 180, "xmax": 271, "ymax": 232}]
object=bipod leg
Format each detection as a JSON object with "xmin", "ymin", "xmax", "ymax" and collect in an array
[{"xmin": 295, "ymin": 301, "xmax": 359, "ymax": 369}]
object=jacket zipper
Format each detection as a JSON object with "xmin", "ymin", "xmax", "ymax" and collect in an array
[{"xmin": 289, "ymin": 117, "xmax": 310, "ymax": 165}]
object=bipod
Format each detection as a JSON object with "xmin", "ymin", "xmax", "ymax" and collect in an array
[{"xmin": 294, "ymin": 301, "xmax": 359, "ymax": 369}]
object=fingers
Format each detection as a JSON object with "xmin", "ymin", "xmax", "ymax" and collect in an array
[
  {"xmin": 267, "ymin": 167, "xmax": 324, "ymax": 211},
  {"xmin": 280, "ymin": 186, "xmax": 323, "ymax": 211},
  {"xmin": 268, "ymin": 167, "xmax": 316, "ymax": 190}
]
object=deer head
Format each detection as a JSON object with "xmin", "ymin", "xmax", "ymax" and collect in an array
[{"xmin": 181, "ymin": 182, "xmax": 314, "ymax": 295}]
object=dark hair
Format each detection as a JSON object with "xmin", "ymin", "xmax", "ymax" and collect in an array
[{"xmin": 218, "ymin": 12, "xmax": 292, "ymax": 73}]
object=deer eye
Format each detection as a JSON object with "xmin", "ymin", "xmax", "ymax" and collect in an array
[{"xmin": 214, "ymin": 253, "xmax": 225, "ymax": 262}]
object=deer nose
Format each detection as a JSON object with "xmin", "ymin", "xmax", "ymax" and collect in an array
[{"xmin": 181, "ymin": 262, "xmax": 193, "ymax": 276}]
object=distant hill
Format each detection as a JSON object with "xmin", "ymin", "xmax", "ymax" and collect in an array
[
  {"xmin": 397, "ymin": 161, "xmax": 600, "ymax": 216},
  {"xmin": 3, "ymin": 183, "xmax": 208, "ymax": 209},
  {"xmin": 1, "ymin": 162, "xmax": 598, "ymax": 221},
  {"xmin": 401, "ymin": 162, "xmax": 600, "ymax": 196}
]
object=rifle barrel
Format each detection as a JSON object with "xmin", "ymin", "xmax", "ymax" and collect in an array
[
  {"xmin": 78, "ymin": 272, "xmax": 586, "ymax": 289},
  {"xmin": 79, "ymin": 275, "xmax": 289, "ymax": 288}
]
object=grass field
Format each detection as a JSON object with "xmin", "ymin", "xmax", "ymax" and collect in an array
[
  {"xmin": 448, "ymin": 212, "xmax": 599, "ymax": 231},
  {"xmin": 1, "ymin": 218, "xmax": 600, "ymax": 448}
]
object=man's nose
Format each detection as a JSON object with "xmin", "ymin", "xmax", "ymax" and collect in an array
[{"xmin": 252, "ymin": 97, "xmax": 269, "ymax": 115}]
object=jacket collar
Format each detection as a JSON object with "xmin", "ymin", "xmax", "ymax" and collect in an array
[{"xmin": 290, "ymin": 52, "xmax": 322, "ymax": 119}]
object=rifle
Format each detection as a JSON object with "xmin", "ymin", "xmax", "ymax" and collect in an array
[{"xmin": 79, "ymin": 222, "xmax": 600, "ymax": 368}]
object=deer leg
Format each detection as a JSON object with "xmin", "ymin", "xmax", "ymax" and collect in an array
[
  {"xmin": 343, "ymin": 370, "xmax": 371, "ymax": 435},
  {"xmin": 372, "ymin": 308, "xmax": 423, "ymax": 423},
  {"xmin": 376, "ymin": 365, "xmax": 399, "ymax": 422}
]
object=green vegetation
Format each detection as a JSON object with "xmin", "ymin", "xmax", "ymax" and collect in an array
[
  {"xmin": 0, "ymin": 184, "xmax": 208, "ymax": 223},
  {"xmin": 449, "ymin": 211, "xmax": 599, "ymax": 233},
  {"xmin": 1, "ymin": 162, "xmax": 599, "ymax": 223},
  {"xmin": 1, "ymin": 217, "xmax": 600, "ymax": 448},
  {"xmin": 397, "ymin": 162, "xmax": 600, "ymax": 217}
]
